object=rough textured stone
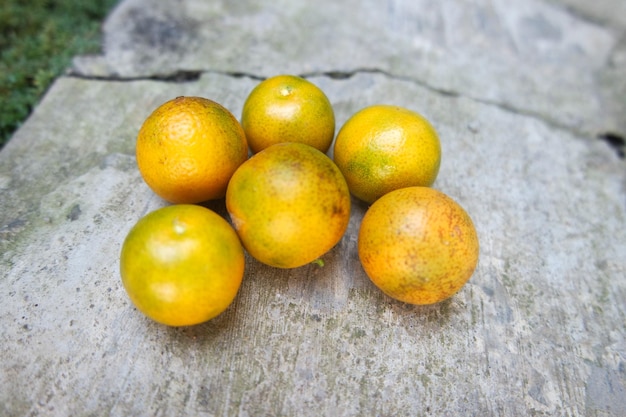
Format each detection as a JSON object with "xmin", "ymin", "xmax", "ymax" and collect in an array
[
  {"xmin": 1, "ymin": 0, "xmax": 625, "ymax": 416},
  {"xmin": 73, "ymin": 0, "xmax": 625, "ymax": 136},
  {"xmin": 549, "ymin": 0, "xmax": 626, "ymax": 29}
]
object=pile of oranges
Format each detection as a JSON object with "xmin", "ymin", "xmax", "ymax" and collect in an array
[{"xmin": 119, "ymin": 75, "xmax": 479, "ymax": 327}]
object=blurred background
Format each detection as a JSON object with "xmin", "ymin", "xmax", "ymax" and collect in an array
[{"xmin": 0, "ymin": 0, "xmax": 120, "ymax": 149}]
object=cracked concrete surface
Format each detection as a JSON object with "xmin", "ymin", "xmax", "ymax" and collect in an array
[
  {"xmin": 1, "ymin": 0, "xmax": 625, "ymax": 416},
  {"xmin": 72, "ymin": 0, "xmax": 626, "ymax": 138}
]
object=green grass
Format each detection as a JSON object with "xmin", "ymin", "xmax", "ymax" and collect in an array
[{"xmin": 0, "ymin": 0, "xmax": 119, "ymax": 150}]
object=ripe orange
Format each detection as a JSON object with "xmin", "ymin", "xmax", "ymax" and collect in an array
[
  {"xmin": 358, "ymin": 187, "xmax": 479, "ymax": 305},
  {"xmin": 241, "ymin": 75, "xmax": 335, "ymax": 153},
  {"xmin": 333, "ymin": 105, "xmax": 441, "ymax": 203},
  {"xmin": 120, "ymin": 204, "xmax": 245, "ymax": 326},
  {"xmin": 226, "ymin": 142, "xmax": 351, "ymax": 268},
  {"xmin": 136, "ymin": 96, "xmax": 248, "ymax": 203}
]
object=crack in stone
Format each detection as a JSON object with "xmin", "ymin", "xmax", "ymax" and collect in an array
[
  {"xmin": 67, "ymin": 69, "xmax": 202, "ymax": 83},
  {"xmin": 301, "ymin": 68, "xmax": 607, "ymax": 142},
  {"xmin": 311, "ymin": 69, "xmax": 625, "ymax": 159},
  {"xmin": 68, "ymin": 67, "xmax": 625, "ymax": 159},
  {"xmin": 598, "ymin": 132, "xmax": 626, "ymax": 159},
  {"xmin": 299, "ymin": 67, "xmax": 461, "ymax": 98},
  {"xmin": 68, "ymin": 68, "xmax": 268, "ymax": 83}
]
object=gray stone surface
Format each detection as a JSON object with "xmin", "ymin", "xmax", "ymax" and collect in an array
[
  {"xmin": 1, "ymin": 0, "xmax": 625, "ymax": 416},
  {"xmin": 72, "ymin": 0, "xmax": 626, "ymax": 137}
]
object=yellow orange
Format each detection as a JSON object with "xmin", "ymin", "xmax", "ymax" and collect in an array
[
  {"xmin": 241, "ymin": 75, "xmax": 335, "ymax": 153},
  {"xmin": 358, "ymin": 187, "xmax": 479, "ymax": 305},
  {"xmin": 120, "ymin": 204, "xmax": 245, "ymax": 326},
  {"xmin": 136, "ymin": 96, "xmax": 248, "ymax": 203},
  {"xmin": 333, "ymin": 105, "xmax": 441, "ymax": 203},
  {"xmin": 226, "ymin": 142, "xmax": 350, "ymax": 268}
]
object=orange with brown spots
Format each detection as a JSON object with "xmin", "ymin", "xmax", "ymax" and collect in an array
[{"xmin": 358, "ymin": 186, "xmax": 479, "ymax": 304}]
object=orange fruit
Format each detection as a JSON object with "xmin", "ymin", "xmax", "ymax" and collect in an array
[
  {"xmin": 120, "ymin": 204, "xmax": 245, "ymax": 326},
  {"xmin": 136, "ymin": 96, "xmax": 248, "ymax": 203},
  {"xmin": 358, "ymin": 187, "xmax": 479, "ymax": 305},
  {"xmin": 241, "ymin": 75, "xmax": 335, "ymax": 153},
  {"xmin": 226, "ymin": 142, "xmax": 350, "ymax": 268},
  {"xmin": 333, "ymin": 105, "xmax": 441, "ymax": 203}
]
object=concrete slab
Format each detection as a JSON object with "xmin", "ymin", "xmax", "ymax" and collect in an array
[
  {"xmin": 1, "ymin": 0, "xmax": 625, "ymax": 416},
  {"xmin": 72, "ymin": 0, "xmax": 626, "ymax": 137}
]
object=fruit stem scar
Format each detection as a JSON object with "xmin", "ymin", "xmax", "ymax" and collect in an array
[
  {"xmin": 280, "ymin": 87, "xmax": 292, "ymax": 97},
  {"xmin": 312, "ymin": 259, "xmax": 325, "ymax": 267}
]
